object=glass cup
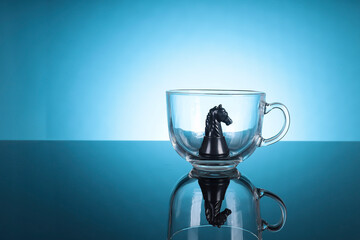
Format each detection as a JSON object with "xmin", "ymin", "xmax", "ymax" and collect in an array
[
  {"xmin": 166, "ymin": 89, "xmax": 290, "ymax": 171},
  {"xmin": 168, "ymin": 168, "xmax": 287, "ymax": 240}
]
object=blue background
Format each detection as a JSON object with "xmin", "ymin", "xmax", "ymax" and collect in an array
[{"xmin": 1, "ymin": 0, "xmax": 359, "ymax": 141}]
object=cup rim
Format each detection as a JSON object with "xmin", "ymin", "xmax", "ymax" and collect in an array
[
  {"xmin": 169, "ymin": 225, "xmax": 259, "ymax": 240},
  {"xmin": 166, "ymin": 89, "xmax": 265, "ymax": 96}
]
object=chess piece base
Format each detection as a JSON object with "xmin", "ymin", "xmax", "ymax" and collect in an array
[{"xmin": 199, "ymin": 136, "xmax": 230, "ymax": 158}]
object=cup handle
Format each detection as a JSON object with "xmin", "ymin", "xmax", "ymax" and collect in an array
[
  {"xmin": 257, "ymin": 188, "xmax": 287, "ymax": 232},
  {"xmin": 259, "ymin": 102, "xmax": 290, "ymax": 147}
]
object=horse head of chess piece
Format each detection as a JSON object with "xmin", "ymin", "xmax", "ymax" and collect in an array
[{"xmin": 199, "ymin": 104, "xmax": 233, "ymax": 158}]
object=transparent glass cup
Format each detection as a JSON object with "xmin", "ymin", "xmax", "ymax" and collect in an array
[
  {"xmin": 166, "ymin": 89, "xmax": 290, "ymax": 171},
  {"xmin": 168, "ymin": 169, "xmax": 287, "ymax": 240}
]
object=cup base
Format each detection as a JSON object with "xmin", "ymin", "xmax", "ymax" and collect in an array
[{"xmin": 188, "ymin": 158, "xmax": 242, "ymax": 171}]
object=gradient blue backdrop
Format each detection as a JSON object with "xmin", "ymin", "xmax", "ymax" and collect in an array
[{"xmin": 1, "ymin": 0, "xmax": 359, "ymax": 140}]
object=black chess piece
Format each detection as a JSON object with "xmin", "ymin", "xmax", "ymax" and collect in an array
[
  {"xmin": 199, "ymin": 104, "xmax": 233, "ymax": 158},
  {"xmin": 198, "ymin": 177, "xmax": 232, "ymax": 228}
]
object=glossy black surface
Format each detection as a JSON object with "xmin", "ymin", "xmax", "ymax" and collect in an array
[
  {"xmin": 0, "ymin": 141, "xmax": 359, "ymax": 239},
  {"xmin": 198, "ymin": 177, "xmax": 231, "ymax": 227},
  {"xmin": 199, "ymin": 104, "xmax": 232, "ymax": 157}
]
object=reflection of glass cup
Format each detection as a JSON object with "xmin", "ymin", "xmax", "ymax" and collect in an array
[
  {"xmin": 168, "ymin": 169, "xmax": 287, "ymax": 240},
  {"xmin": 166, "ymin": 89, "xmax": 290, "ymax": 171}
]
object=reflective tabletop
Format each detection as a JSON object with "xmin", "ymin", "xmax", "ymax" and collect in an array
[{"xmin": 0, "ymin": 141, "xmax": 359, "ymax": 239}]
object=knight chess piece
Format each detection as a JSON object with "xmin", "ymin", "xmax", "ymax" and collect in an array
[
  {"xmin": 198, "ymin": 177, "xmax": 232, "ymax": 228},
  {"xmin": 199, "ymin": 104, "xmax": 233, "ymax": 158}
]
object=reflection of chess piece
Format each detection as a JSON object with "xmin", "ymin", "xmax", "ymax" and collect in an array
[
  {"xmin": 199, "ymin": 104, "xmax": 233, "ymax": 158},
  {"xmin": 198, "ymin": 177, "xmax": 232, "ymax": 228}
]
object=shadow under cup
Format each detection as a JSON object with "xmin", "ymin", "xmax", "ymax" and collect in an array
[{"xmin": 166, "ymin": 90, "xmax": 290, "ymax": 171}]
